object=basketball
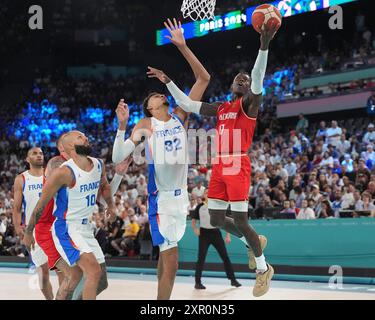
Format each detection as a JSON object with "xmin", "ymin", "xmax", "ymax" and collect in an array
[{"xmin": 251, "ymin": 4, "xmax": 282, "ymax": 34}]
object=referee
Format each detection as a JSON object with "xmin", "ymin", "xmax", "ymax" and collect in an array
[{"xmin": 191, "ymin": 190, "xmax": 241, "ymax": 289}]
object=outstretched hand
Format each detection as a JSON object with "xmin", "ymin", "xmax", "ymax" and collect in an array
[
  {"xmin": 164, "ymin": 18, "xmax": 186, "ymax": 47},
  {"xmin": 260, "ymin": 22, "xmax": 279, "ymax": 50},
  {"xmin": 115, "ymin": 99, "xmax": 129, "ymax": 125},
  {"xmin": 147, "ymin": 66, "xmax": 171, "ymax": 84}
]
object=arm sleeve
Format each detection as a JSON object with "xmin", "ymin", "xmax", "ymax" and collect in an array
[
  {"xmin": 166, "ymin": 81, "xmax": 202, "ymax": 114},
  {"xmin": 112, "ymin": 130, "xmax": 135, "ymax": 163},
  {"xmin": 251, "ymin": 50, "xmax": 268, "ymax": 95}
]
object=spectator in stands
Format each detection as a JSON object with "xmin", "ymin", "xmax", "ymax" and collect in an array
[
  {"xmin": 332, "ymin": 189, "xmax": 344, "ymax": 218},
  {"xmin": 361, "ymin": 145, "xmax": 375, "ymax": 169},
  {"xmin": 269, "ymin": 167, "xmax": 282, "ymax": 188},
  {"xmin": 280, "ymin": 200, "xmax": 296, "ymax": 216},
  {"xmin": 120, "ymin": 213, "xmax": 140, "ymax": 256},
  {"xmin": 297, "ymin": 200, "xmax": 316, "ymax": 219},
  {"xmin": 316, "ymin": 121, "xmax": 327, "ymax": 141},
  {"xmin": 337, "ymin": 134, "xmax": 351, "ymax": 156},
  {"xmin": 354, "ymin": 192, "xmax": 375, "ymax": 217},
  {"xmin": 362, "ymin": 123, "xmax": 375, "ymax": 144},
  {"xmin": 289, "ymin": 199, "xmax": 299, "ymax": 215},
  {"xmin": 294, "ymin": 186, "xmax": 305, "ymax": 208},
  {"xmin": 342, "ymin": 183, "xmax": 356, "ymax": 209},
  {"xmin": 191, "ymin": 180, "xmax": 206, "ymax": 199},
  {"xmin": 284, "ymin": 156, "xmax": 297, "ymax": 180},
  {"xmin": 137, "ymin": 205, "xmax": 148, "ymax": 228},
  {"xmin": 319, "ymin": 200, "xmax": 334, "ymax": 218},
  {"xmin": 296, "ymin": 113, "xmax": 309, "ymax": 134},
  {"xmin": 320, "ymin": 151, "xmax": 334, "ymax": 169},
  {"xmin": 341, "ymin": 154, "xmax": 354, "ymax": 173},
  {"xmin": 326, "ymin": 121, "xmax": 342, "ymax": 147}
]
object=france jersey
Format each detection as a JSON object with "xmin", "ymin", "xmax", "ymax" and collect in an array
[
  {"xmin": 53, "ymin": 157, "xmax": 102, "ymax": 222},
  {"xmin": 146, "ymin": 113, "xmax": 188, "ymax": 193},
  {"xmin": 146, "ymin": 113, "xmax": 189, "ymax": 251},
  {"xmin": 21, "ymin": 171, "xmax": 43, "ymax": 226}
]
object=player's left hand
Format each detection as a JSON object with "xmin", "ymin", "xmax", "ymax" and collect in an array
[
  {"xmin": 115, "ymin": 156, "xmax": 133, "ymax": 176},
  {"xmin": 164, "ymin": 18, "xmax": 185, "ymax": 48},
  {"xmin": 147, "ymin": 66, "xmax": 171, "ymax": 84},
  {"xmin": 260, "ymin": 21, "xmax": 278, "ymax": 50},
  {"xmin": 23, "ymin": 231, "xmax": 35, "ymax": 251}
]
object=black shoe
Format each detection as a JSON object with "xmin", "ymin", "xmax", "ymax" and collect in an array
[
  {"xmin": 231, "ymin": 279, "xmax": 242, "ymax": 287},
  {"xmin": 195, "ymin": 283, "xmax": 206, "ymax": 290}
]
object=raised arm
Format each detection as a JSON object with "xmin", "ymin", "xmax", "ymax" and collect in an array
[
  {"xmin": 242, "ymin": 23, "xmax": 278, "ymax": 118},
  {"xmin": 98, "ymin": 157, "xmax": 132, "ymax": 207},
  {"xmin": 147, "ymin": 68, "xmax": 220, "ymax": 117},
  {"xmin": 23, "ymin": 167, "xmax": 74, "ymax": 250},
  {"xmin": 164, "ymin": 19, "xmax": 210, "ymax": 101},
  {"xmin": 12, "ymin": 175, "xmax": 24, "ymax": 238}
]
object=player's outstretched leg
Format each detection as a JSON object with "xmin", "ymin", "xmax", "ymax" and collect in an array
[
  {"xmin": 209, "ymin": 209, "xmax": 273, "ymax": 296},
  {"xmin": 157, "ymin": 247, "xmax": 178, "ymax": 300},
  {"xmin": 37, "ymin": 263, "xmax": 54, "ymax": 300}
]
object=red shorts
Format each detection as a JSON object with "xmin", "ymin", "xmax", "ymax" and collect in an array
[
  {"xmin": 35, "ymin": 222, "xmax": 61, "ymax": 270},
  {"xmin": 207, "ymin": 156, "xmax": 251, "ymax": 202}
]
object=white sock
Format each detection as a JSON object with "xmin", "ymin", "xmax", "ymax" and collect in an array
[
  {"xmin": 255, "ymin": 254, "xmax": 267, "ymax": 273},
  {"xmin": 239, "ymin": 236, "xmax": 249, "ymax": 247}
]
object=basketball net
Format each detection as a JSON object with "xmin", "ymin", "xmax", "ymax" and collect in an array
[{"xmin": 181, "ymin": 0, "xmax": 216, "ymax": 21}]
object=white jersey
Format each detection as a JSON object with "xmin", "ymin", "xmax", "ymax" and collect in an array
[
  {"xmin": 53, "ymin": 157, "xmax": 102, "ymax": 221},
  {"xmin": 146, "ymin": 114, "xmax": 188, "ymax": 193},
  {"xmin": 21, "ymin": 171, "xmax": 44, "ymax": 226}
]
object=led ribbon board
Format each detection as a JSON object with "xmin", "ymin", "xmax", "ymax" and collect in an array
[{"xmin": 156, "ymin": 0, "xmax": 357, "ymax": 46}]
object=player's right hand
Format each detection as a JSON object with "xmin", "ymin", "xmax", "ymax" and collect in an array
[
  {"xmin": 164, "ymin": 18, "xmax": 186, "ymax": 48},
  {"xmin": 23, "ymin": 231, "xmax": 35, "ymax": 251},
  {"xmin": 116, "ymin": 99, "xmax": 129, "ymax": 124},
  {"xmin": 194, "ymin": 228, "xmax": 200, "ymax": 236}
]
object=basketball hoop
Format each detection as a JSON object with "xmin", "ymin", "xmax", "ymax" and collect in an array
[{"xmin": 181, "ymin": 0, "xmax": 216, "ymax": 21}]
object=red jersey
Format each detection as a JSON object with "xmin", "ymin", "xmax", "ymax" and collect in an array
[{"xmin": 216, "ymin": 97, "xmax": 257, "ymax": 155}]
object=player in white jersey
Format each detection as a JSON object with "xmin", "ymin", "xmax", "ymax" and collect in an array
[
  {"xmin": 12, "ymin": 147, "xmax": 57, "ymax": 300},
  {"xmin": 112, "ymin": 18, "xmax": 210, "ymax": 300},
  {"xmin": 23, "ymin": 131, "xmax": 116, "ymax": 300}
]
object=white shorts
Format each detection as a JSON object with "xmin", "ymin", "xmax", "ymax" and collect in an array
[
  {"xmin": 30, "ymin": 230, "xmax": 48, "ymax": 267},
  {"xmin": 52, "ymin": 219, "xmax": 104, "ymax": 266},
  {"xmin": 149, "ymin": 189, "xmax": 189, "ymax": 252}
]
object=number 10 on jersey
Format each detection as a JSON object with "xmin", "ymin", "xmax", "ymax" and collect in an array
[{"xmin": 85, "ymin": 194, "xmax": 96, "ymax": 207}]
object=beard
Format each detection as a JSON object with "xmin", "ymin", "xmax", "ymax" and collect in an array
[{"xmin": 74, "ymin": 144, "xmax": 93, "ymax": 156}]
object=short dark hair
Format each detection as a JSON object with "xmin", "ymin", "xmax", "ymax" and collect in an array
[{"xmin": 142, "ymin": 92, "xmax": 159, "ymax": 118}]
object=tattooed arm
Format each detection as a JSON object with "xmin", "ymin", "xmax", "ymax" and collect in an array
[
  {"xmin": 45, "ymin": 155, "xmax": 66, "ymax": 179},
  {"xmin": 23, "ymin": 166, "xmax": 74, "ymax": 250}
]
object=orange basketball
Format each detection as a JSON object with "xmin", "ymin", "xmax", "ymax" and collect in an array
[{"xmin": 251, "ymin": 4, "xmax": 282, "ymax": 34}]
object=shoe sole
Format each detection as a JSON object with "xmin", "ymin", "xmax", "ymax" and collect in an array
[
  {"xmin": 253, "ymin": 264, "xmax": 274, "ymax": 297},
  {"xmin": 248, "ymin": 235, "xmax": 268, "ymax": 270}
]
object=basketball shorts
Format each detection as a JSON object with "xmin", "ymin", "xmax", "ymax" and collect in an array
[
  {"xmin": 30, "ymin": 229, "xmax": 48, "ymax": 268},
  {"xmin": 34, "ymin": 222, "xmax": 61, "ymax": 270},
  {"xmin": 148, "ymin": 188, "xmax": 189, "ymax": 252},
  {"xmin": 52, "ymin": 219, "xmax": 105, "ymax": 266},
  {"xmin": 208, "ymin": 156, "xmax": 251, "ymax": 202}
]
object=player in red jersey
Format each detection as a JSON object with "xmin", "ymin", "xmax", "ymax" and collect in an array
[{"xmin": 153, "ymin": 23, "xmax": 279, "ymax": 297}]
